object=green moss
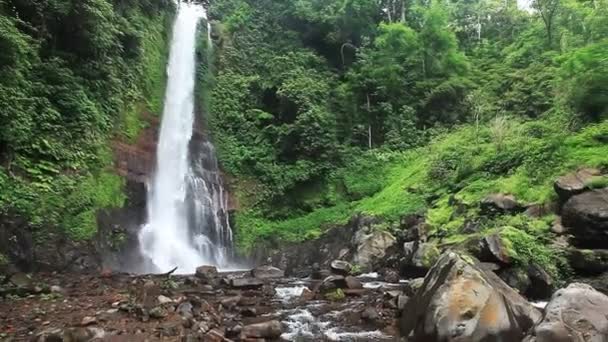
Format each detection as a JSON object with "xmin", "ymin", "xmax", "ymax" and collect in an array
[
  {"xmin": 499, "ymin": 226, "xmax": 561, "ymax": 279},
  {"xmin": 586, "ymin": 176, "xmax": 608, "ymax": 189},
  {"xmin": 325, "ymin": 288, "xmax": 345, "ymax": 301}
]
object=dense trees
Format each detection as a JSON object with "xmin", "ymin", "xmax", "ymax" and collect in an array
[
  {"xmin": 0, "ymin": 0, "xmax": 174, "ymax": 239},
  {"xmin": 205, "ymin": 0, "xmax": 608, "ymax": 248}
]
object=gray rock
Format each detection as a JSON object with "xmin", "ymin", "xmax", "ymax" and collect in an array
[
  {"xmin": 481, "ymin": 193, "xmax": 525, "ymax": 214},
  {"xmin": 525, "ymin": 283, "xmax": 608, "ymax": 341},
  {"xmin": 554, "ymin": 168, "xmax": 601, "ymax": 202},
  {"xmin": 354, "ymin": 230, "xmax": 396, "ymax": 268},
  {"xmin": 562, "ymin": 189, "xmax": 608, "ymax": 247},
  {"xmin": 242, "ymin": 320, "xmax": 282, "ymax": 338},
  {"xmin": 344, "ymin": 276, "xmax": 362, "ymax": 289},
  {"xmin": 479, "ymin": 233, "xmax": 511, "ymax": 264},
  {"xmin": 400, "ymin": 252, "xmax": 541, "ymax": 341},
  {"xmin": 157, "ymin": 295, "xmax": 173, "ymax": 305},
  {"xmin": 569, "ymin": 248, "xmax": 608, "ymax": 274},
  {"xmin": 330, "ymin": 260, "xmax": 352, "ymax": 276},
  {"xmin": 149, "ymin": 306, "xmax": 167, "ymax": 319},
  {"xmin": 177, "ymin": 301, "xmax": 193, "ymax": 319},
  {"xmin": 195, "ymin": 265, "xmax": 218, "ymax": 281},
  {"xmin": 320, "ymin": 275, "xmax": 346, "ymax": 292},
  {"xmin": 251, "ymin": 265, "xmax": 284, "ymax": 279},
  {"xmin": 397, "ymin": 294, "xmax": 410, "ymax": 310},
  {"xmin": 230, "ymin": 277, "xmax": 264, "ymax": 289}
]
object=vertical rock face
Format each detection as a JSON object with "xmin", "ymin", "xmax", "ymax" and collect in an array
[
  {"xmin": 400, "ymin": 252, "xmax": 541, "ymax": 341},
  {"xmin": 525, "ymin": 283, "xmax": 608, "ymax": 342},
  {"xmin": 562, "ymin": 188, "xmax": 608, "ymax": 249}
]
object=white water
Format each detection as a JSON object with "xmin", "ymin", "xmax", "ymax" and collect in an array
[{"xmin": 139, "ymin": 3, "xmax": 233, "ymax": 274}]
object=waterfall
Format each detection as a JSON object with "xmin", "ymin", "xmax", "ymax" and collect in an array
[{"xmin": 138, "ymin": 2, "xmax": 233, "ymax": 274}]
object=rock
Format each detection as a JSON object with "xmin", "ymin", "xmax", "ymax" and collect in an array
[
  {"xmin": 481, "ymin": 193, "xmax": 525, "ymax": 215},
  {"xmin": 410, "ymin": 242, "xmax": 440, "ymax": 269},
  {"xmin": 499, "ymin": 267, "xmax": 531, "ymax": 294},
  {"xmin": 569, "ymin": 248, "xmax": 608, "ymax": 274},
  {"xmin": 330, "ymin": 260, "xmax": 352, "ymax": 276},
  {"xmin": 251, "ymin": 265, "xmax": 284, "ymax": 279},
  {"xmin": 361, "ymin": 307, "xmax": 380, "ymax": 323},
  {"xmin": 241, "ymin": 320, "xmax": 282, "ymax": 339},
  {"xmin": 80, "ymin": 316, "xmax": 96, "ymax": 326},
  {"xmin": 220, "ymin": 296, "xmax": 241, "ymax": 309},
  {"xmin": 204, "ymin": 328, "xmax": 230, "ymax": 342},
  {"xmin": 382, "ymin": 269, "xmax": 400, "ymax": 283},
  {"xmin": 50, "ymin": 285, "xmax": 65, "ymax": 294},
  {"xmin": 195, "ymin": 265, "xmax": 218, "ymax": 281},
  {"xmin": 230, "ymin": 278, "xmax": 264, "ymax": 289},
  {"xmin": 404, "ymin": 277, "xmax": 425, "ymax": 296},
  {"xmin": 344, "ymin": 276, "xmax": 362, "ymax": 289},
  {"xmin": 479, "ymin": 233, "xmax": 511, "ymax": 264},
  {"xmin": 527, "ymin": 263, "xmax": 554, "ymax": 299},
  {"xmin": 397, "ymin": 295, "xmax": 410, "ymax": 310},
  {"xmin": 554, "ymin": 168, "xmax": 601, "ymax": 202},
  {"xmin": 354, "ymin": 230, "xmax": 396, "ymax": 268},
  {"xmin": 157, "ymin": 295, "xmax": 173, "ymax": 305},
  {"xmin": 241, "ymin": 307, "xmax": 257, "ymax": 317},
  {"xmin": 573, "ymin": 272, "xmax": 608, "ymax": 295},
  {"xmin": 149, "ymin": 306, "xmax": 167, "ymax": 319},
  {"xmin": 525, "ymin": 283, "xmax": 608, "ymax": 341},
  {"xmin": 550, "ymin": 217, "xmax": 566, "ymax": 234},
  {"xmin": 8, "ymin": 272, "xmax": 32, "ymax": 288},
  {"xmin": 34, "ymin": 327, "xmax": 105, "ymax": 342},
  {"xmin": 461, "ymin": 219, "xmax": 481, "ymax": 233},
  {"xmin": 562, "ymin": 189, "xmax": 608, "ymax": 247},
  {"xmin": 177, "ymin": 301, "xmax": 193, "ymax": 319},
  {"xmin": 320, "ymin": 275, "xmax": 346, "ymax": 292},
  {"xmin": 311, "ymin": 267, "xmax": 331, "ymax": 280},
  {"xmin": 299, "ymin": 287, "xmax": 315, "ymax": 301},
  {"xmin": 403, "ymin": 241, "xmax": 416, "ymax": 260},
  {"xmin": 136, "ymin": 280, "xmax": 160, "ymax": 310},
  {"xmin": 400, "ymin": 252, "xmax": 541, "ymax": 341}
]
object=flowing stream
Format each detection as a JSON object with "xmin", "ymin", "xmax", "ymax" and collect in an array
[{"xmin": 138, "ymin": 2, "xmax": 233, "ymax": 274}]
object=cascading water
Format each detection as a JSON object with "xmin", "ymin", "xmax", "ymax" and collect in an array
[{"xmin": 138, "ymin": 2, "xmax": 234, "ymax": 274}]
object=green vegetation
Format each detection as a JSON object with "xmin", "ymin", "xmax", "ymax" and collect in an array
[
  {"xmin": 0, "ymin": 0, "xmax": 174, "ymax": 240},
  {"xmin": 204, "ymin": 0, "xmax": 608, "ymax": 281}
]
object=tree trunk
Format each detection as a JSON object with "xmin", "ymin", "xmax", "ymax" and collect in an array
[{"xmin": 366, "ymin": 93, "xmax": 372, "ymax": 149}]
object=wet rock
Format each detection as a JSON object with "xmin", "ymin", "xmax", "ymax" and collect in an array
[
  {"xmin": 550, "ymin": 217, "xmax": 566, "ymax": 234},
  {"xmin": 320, "ymin": 275, "xmax": 346, "ymax": 292},
  {"xmin": 299, "ymin": 287, "xmax": 315, "ymax": 301},
  {"xmin": 195, "ymin": 265, "xmax": 218, "ymax": 282},
  {"xmin": 361, "ymin": 307, "xmax": 380, "ymax": 323},
  {"xmin": 241, "ymin": 308, "xmax": 257, "ymax": 317},
  {"xmin": 241, "ymin": 320, "xmax": 282, "ymax": 339},
  {"xmin": 400, "ymin": 252, "xmax": 541, "ymax": 341},
  {"xmin": 354, "ymin": 230, "xmax": 396, "ymax": 268},
  {"xmin": 562, "ymin": 188, "xmax": 608, "ymax": 248},
  {"xmin": 554, "ymin": 168, "xmax": 601, "ymax": 202},
  {"xmin": 80, "ymin": 316, "xmax": 97, "ymax": 326},
  {"xmin": 238, "ymin": 296, "xmax": 258, "ymax": 306},
  {"xmin": 479, "ymin": 233, "xmax": 511, "ymax": 264},
  {"xmin": 330, "ymin": 260, "xmax": 352, "ymax": 276},
  {"xmin": 481, "ymin": 193, "xmax": 525, "ymax": 215},
  {"xmin": 251, "ymin": 265, "xmax": 284, "ymax": 279},
  {"xmin": 569, "ymin": 248, "xmax": 608, "ymax": 274},
  {"xmin": 525, "ymin": 283, "xmax": 608, "ymax": 341},
  {"xmin": 344, "ymin": 276, "xmax": 362, "ymax": 289},
  {"xmin": 403, "ymin": 241, "xmax": 416, "ymax": 260},
  {"xmin": 230, "ymin": 278, "xmax": 264, "ymax": 289}
]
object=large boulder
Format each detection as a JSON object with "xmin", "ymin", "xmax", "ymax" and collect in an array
[
  {"xmin": 525, "ymin": 283, "xmax": 608, "ymax": 341},
  {"xmin": 554, "ymin": 168, "xmax": 601, "ymax": 202},
  {"xmin": 479, "ymin": 233, "xmax": 511, "ymax": 265},
  {"xmin": 562, "ymin": 189, "xmax": 608, "ymax": 248},
  {"xmin": 400, "ymin": 252, "xmax": 541, "ymax": 341},
  {"xmin": 568, "ymin": 248, "xmax": 608, "ymax": 275},
  {"xmin": 354, "ymin": 229, "xmax": 396, "ymax": 268},
  {"xmin": 241, "ymin": 320, "xmax": 282, "ymax": 339}
]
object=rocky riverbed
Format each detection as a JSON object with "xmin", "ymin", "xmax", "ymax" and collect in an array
[{"xmin": 0, "ymin": 265, "xmax": 405, "ymax": 341}]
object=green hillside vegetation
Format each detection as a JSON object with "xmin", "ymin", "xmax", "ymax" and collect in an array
[
  {"xmin": 0, "ymin": 0, "xmax": 174, "ymax": 240},
  {"xmin": 204, "ymin": 0, "xmax": 608, "ymax": 277}
]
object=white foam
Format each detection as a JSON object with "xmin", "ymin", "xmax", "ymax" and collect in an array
[
  {"xmin": 357, "ymin": 272, "xmax": 379, "ymax": 279},
  {"xmin": 275, "ymin": 286, "xmax": 308, "ymax": 302},
  {"xmin": 281, "ymin": 309, "xmax": 331, "ymax": 340},
  {"xmin": 324, "ymin": 328, "xmax": 388, "ymax": 341},
  {"xmin": 532, "ymin": 301, "xmax": 548, "ymax": 309}
]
